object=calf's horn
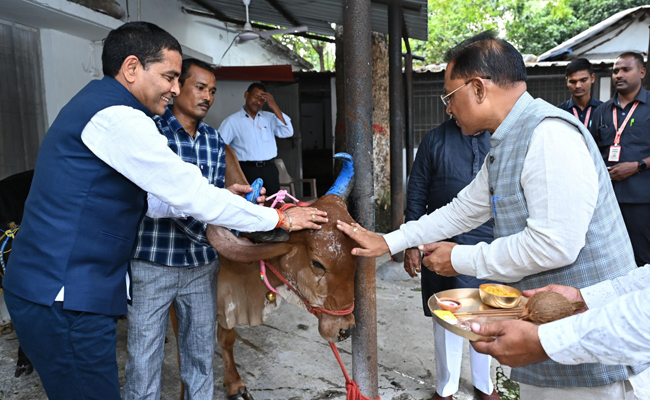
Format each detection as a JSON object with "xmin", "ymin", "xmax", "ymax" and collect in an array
[
  {"xmin": 325, "ymin": 152, "xmax": 355, "ymax": 201},
  {"xmin": 245, "ymin": 228, "xmax": 290, "ymax": 243}
]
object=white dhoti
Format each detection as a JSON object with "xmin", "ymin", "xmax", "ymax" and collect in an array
[{"xmin": 433, "ymin": 318, "xmax": 494, "ymax": 397}]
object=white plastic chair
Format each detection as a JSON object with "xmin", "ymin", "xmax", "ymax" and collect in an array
[{"xmin": 274, "ymin": 158, "xmax": 318, "ymax": 204}]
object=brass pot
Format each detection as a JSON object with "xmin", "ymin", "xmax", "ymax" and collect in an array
[{"xmin": 479, "ymin": 283, "xmax": 522, "ymax": 309}]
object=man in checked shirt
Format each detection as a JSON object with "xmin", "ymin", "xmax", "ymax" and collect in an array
[{"xmin": 123, "ymin": 58, "xmax": 251, "ymax": 400}]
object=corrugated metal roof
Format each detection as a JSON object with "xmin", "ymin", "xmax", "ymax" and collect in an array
[
  {"xmin": 412, "ymin": 58, "xmax": 618, "ymax": 75},
  {"xmin": 183, "ymin": 0, "xmax": 428, "ymax": 41},
  {"xmin": 538, "ymin": 5, "xmax": 650, "ymax": 61}
]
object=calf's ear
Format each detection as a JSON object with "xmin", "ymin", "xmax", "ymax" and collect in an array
[{"xmin": 206, "ymin": 225, "xmax": 293, "ymax": 263}]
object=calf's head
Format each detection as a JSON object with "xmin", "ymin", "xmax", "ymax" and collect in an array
[{"xmin": 207, "ymin": 153, "xmax": 358, "ymax": 342}]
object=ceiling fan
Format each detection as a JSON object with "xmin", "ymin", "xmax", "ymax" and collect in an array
[
  {"xmin": 196, "ymin": 0, "xmax": 308, "ymax": 43},
  {"xmin": 237, "ymin": 0, "xmax": 308, "ymax": 42}
]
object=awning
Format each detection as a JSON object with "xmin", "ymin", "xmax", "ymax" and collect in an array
[{"xmin": 213, "ymin": 65, "xmax": 295, "ymax": 81}]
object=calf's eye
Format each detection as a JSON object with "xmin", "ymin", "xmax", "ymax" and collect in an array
[{"xmin": 312, "ymin": 261, "xmax": 326, "ymax": 271}]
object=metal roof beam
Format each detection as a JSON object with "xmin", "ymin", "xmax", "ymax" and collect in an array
[
  {"xmin": 262, "ymin": 0, "xmax": 302, "ymax": 27},
  {"xmin": 371, "ymin": 0, "xmax": 422, "ymax": 13},
  {"xmin": 190, "ymin": 0, "xmax": 232, "ymax": 23}
]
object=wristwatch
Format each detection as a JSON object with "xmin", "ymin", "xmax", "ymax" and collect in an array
[{"xmin": 639, "ymin": 160, "xmax": 647, "ymax": 172}]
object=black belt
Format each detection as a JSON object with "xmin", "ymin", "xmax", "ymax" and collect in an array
[{"xmin": 240, "ymin": 160, "xmax": 272, "ymax": 167}]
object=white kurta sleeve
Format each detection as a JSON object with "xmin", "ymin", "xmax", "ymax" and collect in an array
[
  {"xmin": 81, "ymin": 106, "xmax": 278, "ymax": 232},
  {"xmin": 539, "ymin": 286, "xmax": 650, "ymax": 365},
  {"xmin": 451, "ymin": 119, "xmax": 598, "ymax": 282}
]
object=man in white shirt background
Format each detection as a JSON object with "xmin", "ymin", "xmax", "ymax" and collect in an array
[
  {"xmin": 337, "ymin": 30, "xmax": 649, "ymax": 400},
  {"xmin": 218, "ymin": 83, "xmax": 294, "ymax": 195}
]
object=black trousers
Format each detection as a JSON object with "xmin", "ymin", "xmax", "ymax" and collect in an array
[
  {"xmin": 239, "ymin": 160, "xmax": 281, "ymax": 196},
  {"xmin": 619, "ymin": 202, "xmax": 650, "ymax": 267}
]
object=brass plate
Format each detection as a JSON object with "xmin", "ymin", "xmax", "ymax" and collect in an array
[{"xmin": 428, "ymin": 288, "xmax": 526, "ymax": 342}]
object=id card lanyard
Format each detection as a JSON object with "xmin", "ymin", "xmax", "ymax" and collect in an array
[
  {"xmin": 573, "ymin": 107, "xmax": 591, "ymax": 128},
  {"xmin": 609, "ymin": 101, "xmax": 639, "ymax": 162}
]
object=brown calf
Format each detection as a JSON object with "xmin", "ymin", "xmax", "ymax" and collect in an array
[{"xmin": 172, "ymin": 149, "xmax": 358, "ymax": 400}]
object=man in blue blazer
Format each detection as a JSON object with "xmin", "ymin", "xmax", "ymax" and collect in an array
[{"xmin": 2, "ymin": 22, "xmax": 325, "ymax": 400}]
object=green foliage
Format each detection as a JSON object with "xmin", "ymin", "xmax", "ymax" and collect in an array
[
  {"xmin": 505, "ymin": 0, "xmax": 648, "ymax": 56},
  {"xmin": 277, "ymin": 34, "xmax": 335, "ymax": 71},
  {"xmin": 277, "ymin": 0, "xmax": 647, "ymax": 70},
  {"xmin": 408, "ymin": 0, "xmax": 648, "ymax": 65},
  {"xmin": 571, "ymin": 0, "xmax": 649, "ymax": 26},
  {"xmin": 407, "ymin": 0, "xmax": 505, "ymax": 65},
  {"xmin": 505, "ymin": 0, "xmax": 587, "ymax": 55}
]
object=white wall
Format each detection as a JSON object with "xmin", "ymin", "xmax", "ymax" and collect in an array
[
  {"xmin": 599, "ymin": 76, "xmax": 612, "ymax": 103},
  {"xmin": 4, "ymin": 0, "xmax": 303, "ymax": 128},
  {"xmin": 205, "ymin": 80, "xmax": 254, "ymax": 128},
  {"xmin": 135, "ymin": 1, "xmax": 298, "ymax": 67},
  {"xmin": 40, "ymin": 28, "xmax": 99, "ymax": 126},
  {"xmin": 583, "ymin": 19, "xmax": 649, "ymax": 58}
]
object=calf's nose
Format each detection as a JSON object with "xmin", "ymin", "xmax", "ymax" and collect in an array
[{"xmin": 337, "ymin": 327, "xmax": 352, "ymax": 342}]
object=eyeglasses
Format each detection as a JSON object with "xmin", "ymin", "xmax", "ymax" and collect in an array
[{"xmin": 440, "ymin": 76, "xmax": 491, "ymax": 107}]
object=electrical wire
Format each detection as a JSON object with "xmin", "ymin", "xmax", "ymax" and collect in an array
[{"xmin": 217, "ymin": 34, "xmax": 241, "ymax": 66}]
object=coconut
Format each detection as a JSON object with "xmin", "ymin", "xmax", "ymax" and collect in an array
[{"xmin": 518, "ymin": 291, "xmax": 586, "ymax": 324}]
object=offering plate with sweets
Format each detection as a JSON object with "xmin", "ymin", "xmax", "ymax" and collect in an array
[{"xmin": 429, "ymin": 285, "xmax": 526, "ymax": 341}]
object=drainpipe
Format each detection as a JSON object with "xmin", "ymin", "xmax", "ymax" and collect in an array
[{"xmin": 389, "ymin": 1, "xmax": 404, "ymax": 261}]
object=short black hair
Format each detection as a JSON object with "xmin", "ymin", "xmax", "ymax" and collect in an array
[
  {"xmin": 566, "ymin": 58, "xmax": 594, "ymax": 76},
  {"xmin": 445, "ymin": 30, "xmax": 527, "ymax": 88},
  {"xmin": 102, "ymin": 21, "xmax": 182, "ymax": 78},
  {"xmin": 180, "ymin": 58, "xmax": 215, "ymax": 86},
  {"xmin": 246, "ymin": 82, "xmax": 266, "ymax": 93},
  {"xmin": 617, "ymin": 52, "xmax": 645, "ymax": 69}
]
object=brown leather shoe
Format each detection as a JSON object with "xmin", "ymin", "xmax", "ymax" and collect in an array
[
  {"xmin": 430, "ymin": 393, "xmax": 453, "ymax": 400},
  {"xmin": 474, "ymin": 387, "xmax": 501, "ymax": 400}
]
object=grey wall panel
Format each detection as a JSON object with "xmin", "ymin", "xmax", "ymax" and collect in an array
[{"xmin": 0, "ymin": 19, "xmax": 46, "ymax": 180}]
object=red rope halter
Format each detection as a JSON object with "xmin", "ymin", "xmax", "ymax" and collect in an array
[
  {"xmin": 263, "ymin": 260, "xmax": 377, "ymax": 400},
  {"xmin": 330, "ymin": 342, "xmax": 380, "ymax": 400},
  {"xmin": 264, "ymin": 192, "xmax": 379, "ymax": 400},
  {"xmin": 261, "ymin": 260, "xmax": 354, "ymax": 317}
]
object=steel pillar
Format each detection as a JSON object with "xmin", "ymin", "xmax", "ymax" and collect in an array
[
  {"xmin": 389, "ymin": 0, "xmax": 404, "ymax": 261},
  {"xmin": 343, "ymin": 0, "xmax": 378, "ymax": 397}
]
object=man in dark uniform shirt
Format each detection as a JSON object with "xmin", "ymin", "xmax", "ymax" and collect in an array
[
  {"xmin": 404, "ymin": 118, "xmax": 500, "ymax": 400},
  {"xmin": 558, "ymin": 58, "xmax": 602, "ymax": 129},
  {"xmin": 590, "ymin": 52, "xmax": 650, "ymax": 266}
]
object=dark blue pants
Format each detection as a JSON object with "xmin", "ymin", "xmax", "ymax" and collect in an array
[
  {"xmin": 4, "ymin": 289, "xmax": 120, "ymax": 400},
  {"xmin": 619, "ymin": 203, "xmax": 650, "ymax": 267}
]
